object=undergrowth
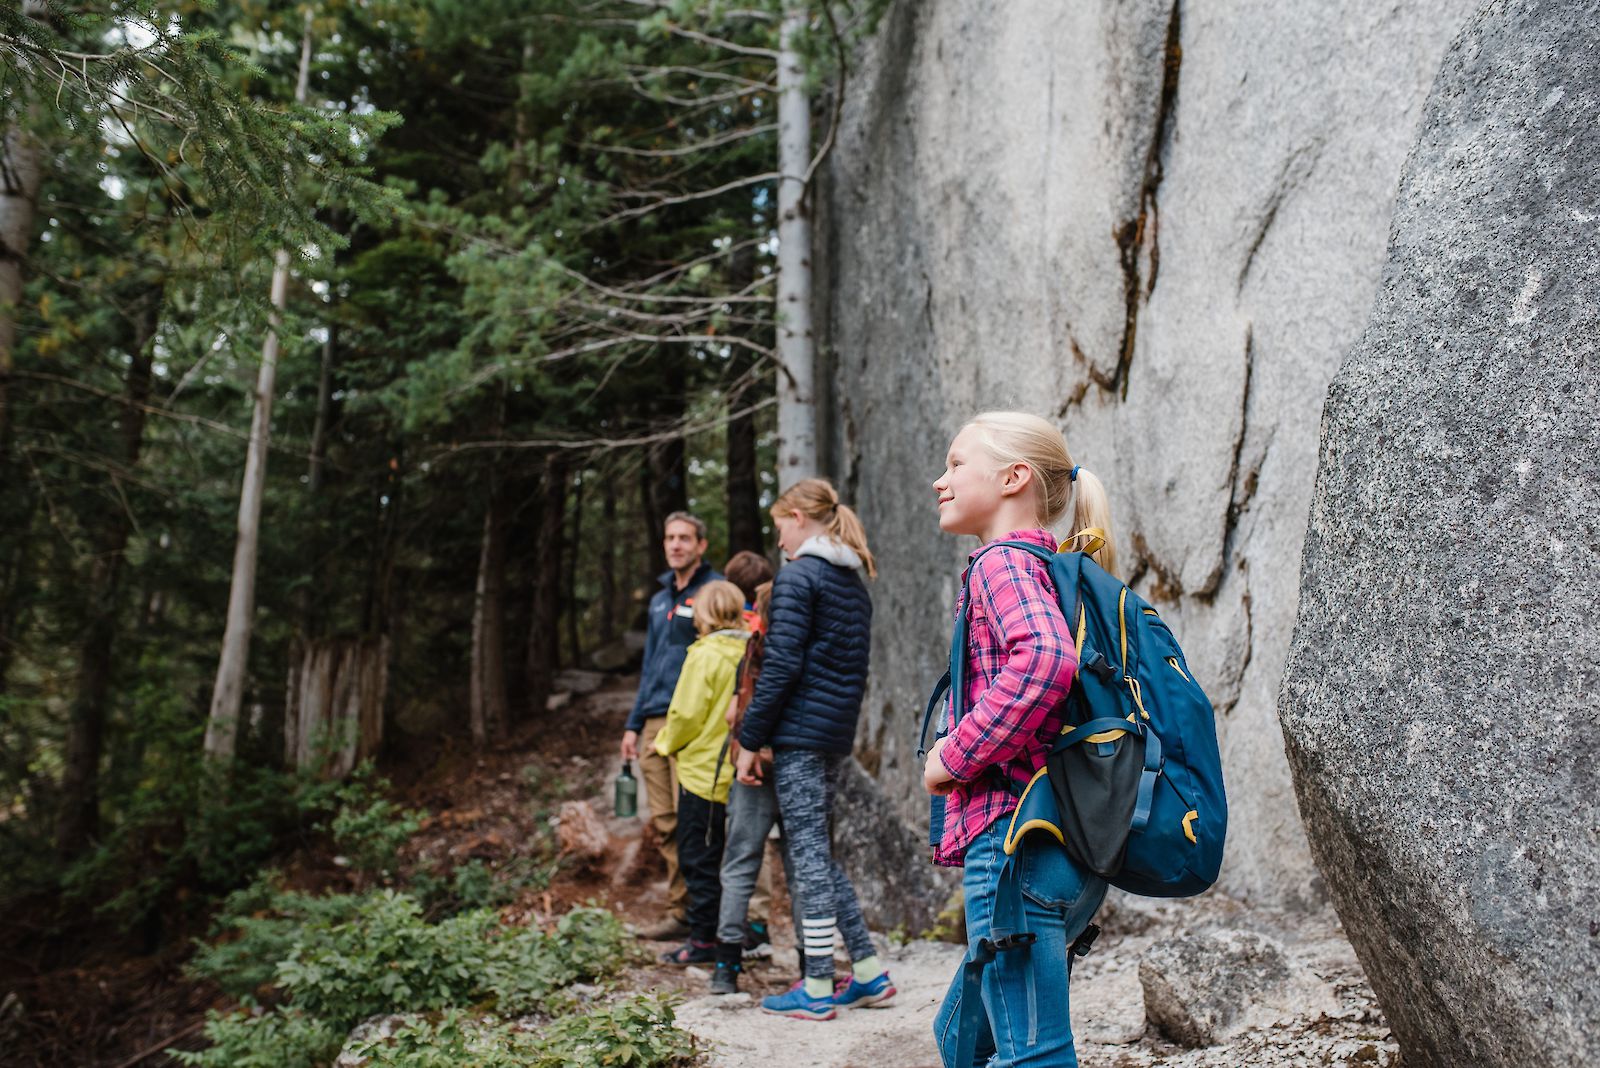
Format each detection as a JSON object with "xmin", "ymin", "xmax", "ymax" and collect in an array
[{"xmin": 173, "ymin": 758, "xmax": 692, "ymax": 1067}]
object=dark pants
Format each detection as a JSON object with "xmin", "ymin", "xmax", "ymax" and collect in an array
[
  {"xmin": 674, "ymin": 787, "xmax": 726, "ymax": 943},
  {"xmin": 772, "ymin": 747, "xmax": 876, "ymax": 979}
]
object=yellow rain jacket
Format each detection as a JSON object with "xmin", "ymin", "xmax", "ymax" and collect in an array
[{"xmin": 653, "ymin": 630, "xmax": 751, "ymax": 804}]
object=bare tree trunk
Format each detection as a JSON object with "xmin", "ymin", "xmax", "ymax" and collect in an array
[
  {"xmin": 205, "ymin": 14, "xmax": 313, "ymax": 763},
  {"xmin": 0, "ymin": 0, "xmax": 50, "ymax": 462},
  {"xmin": 56, "ymin": 293, "xmax": 158, "ymax": 853},
  {"xmin": 307, "ymin": 319, "xmax": 336, "ymax": 497},
  {"xmin": 598, "ymin": 472, "xmax": 617, "ymax": 644},
  {"xmin": 525, "ymin": 456, "xmax": 567, "ymax": 719},
  {"xmin": 284, "ymin": 636, "xmax": 387, "ymax": 777},
  {"xmin": 640, "ymin": 362, "xmax": 689, "ymax": 574},
  {"xmin": 775, "ymin": 1, "xmax": 816, "ymax": 485},
  {"xmin": 727, "ymin": 383, "xmax": 763, "ymax": 554},
  {"xmin": 564, "ymin": 472, "xmax": 583, "ymax": 667},
  {"xmin": 469, "ymin": 479, "xmax": 509, "ymax": 747}
]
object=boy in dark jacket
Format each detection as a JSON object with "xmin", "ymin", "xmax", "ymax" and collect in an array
[{"xmin": 735, "ymin": 479, "xmax": 894, "ymax": 1020}]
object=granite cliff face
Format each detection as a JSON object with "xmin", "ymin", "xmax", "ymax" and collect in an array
[
  {"xmin": 818, "ymin": 0, "xmax": 1479, "ymax": 910},
  {"xmin": 1279, "ymin": 0, "xmax": 1600, "ymax": 1063}
]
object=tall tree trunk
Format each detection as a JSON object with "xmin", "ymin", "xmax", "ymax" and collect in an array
[
  {"xmin": 469, "ymin": 395, "xmax": 509, "ymax": 747},
  {"xmin": 598, "ymin": 473, "xmax": 617, "ymax": 645},
  {"xmin": 525, "ymin": 455, "xmax": 567, "ymax": 719},
  {"xmin": 0, "ymin": 0, "xmax": 49, "ymax": 462},
  {"xmin": 727, "ymin": 386, "xmax": 763, "ymax": 554},
  {"xmin": 204, "ymin": 14, "xmax": 313, "ymax": 763},
  {"xmin": 775, "ymin": 1, "xmax": 816, "ymax": 485},
  {"xmin": 564, "ymin": 472, "xmax": 584, "ymax": 668},
  {"xmin": 56, "ymin": 293, "xmax": 158, "ymax": 853},
  {"xmin": 640, "ymin": 361, "xmax": 689, "ymax": 574},
  {"xmin": 469, "ymin": 486, "xmax": 509, "ymax": 746}
]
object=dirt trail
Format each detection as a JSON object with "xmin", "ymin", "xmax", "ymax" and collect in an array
[{"xmin": 551, "ymin": 680, "xmax": 1401, "ymax": 1068}]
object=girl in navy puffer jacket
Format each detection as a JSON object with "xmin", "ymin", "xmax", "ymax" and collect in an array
[{"xmin": 735, "ymin": 478, "xmax": 893, "ymax": 1020}]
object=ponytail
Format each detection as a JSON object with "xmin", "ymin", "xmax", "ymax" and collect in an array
[
  {"xmin": 771, "ymin": 477, "xmax": 878, "ymax": 579},
  {"xmin": 965, "ymin": 410, "xmax": 1119, "ymax": 577},
  {"xmin": 1063, "ymin": 466, "xmax": 1117, "ymax": 577}
]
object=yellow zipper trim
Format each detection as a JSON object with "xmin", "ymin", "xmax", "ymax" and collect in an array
[
  {"xmin": 1167, "ymin": 656, "xmax": 1190, "ymax": 682},
  {"xmin": 1003, "ymin": 767, "xmax": 1065, "ymax": 855}
]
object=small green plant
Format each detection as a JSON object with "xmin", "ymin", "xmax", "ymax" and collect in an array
[
  {"xmin": 922, "ymin": 887, "xmax": 967, "ymax": 944},
  {"xmin": 323, "ymin": 768, "xmax": 426, "ymax": 875},
  {"xmin": 172, "ymin": 1008, "xmax": 343, "ymax": 1068},
  {"xmin": 351, "ymin": 996, "xmax": 695, "ymax": 1067},
  {"xmin": 411, "ymin": 856, "xmax": 553, "ymax": 919},
  {"xmin": 187, "ymin": 873, "xmax": 369, "ymax": 999}
]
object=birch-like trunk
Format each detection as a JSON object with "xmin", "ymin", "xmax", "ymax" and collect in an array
[
  {"xmin": 774, "ymin": 2, "xmax": 816, "ymax": 486},
  {"xmin": 0, "ymin": 0, "xmax": 50, "ymax": 458},
  {"xmin": 204, "ymin": 15, "xmax": 313, "ymax": 762}
]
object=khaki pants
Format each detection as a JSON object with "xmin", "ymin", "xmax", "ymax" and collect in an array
[{"xmin": 639, "ymin": 715, "xmax": 687, "ymax": 919}]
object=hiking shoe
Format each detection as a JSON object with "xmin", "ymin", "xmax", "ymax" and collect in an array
[
  {"xmin": 833, "ymin": 972, "xmax": 896, "ymax": 1009},
  {"xmin": 660, "ymin": 939, "xmax": 716, "ymax": 965},
  {"xmin": 741, "ymin": 921, "xmax": 772, "ymax": 960},
  {"xmin": 709, "ymin": 961, "xmax": 741, "ymax": 995},
  {"xmin": 635, "ymin": 914, "xmax": 691, "ymax": 941},
  {"xmin": 760, "ymin": 981, "xmax": 837, "ymax": 1021}
]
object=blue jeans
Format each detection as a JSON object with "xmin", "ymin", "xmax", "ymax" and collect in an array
[{"xmin": 934, "ymin": 821, "xmax": 1107, "ymax": 1067}]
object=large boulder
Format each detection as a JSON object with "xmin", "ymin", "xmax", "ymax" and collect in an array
[
  {"xmin": 1278, "ymin": 1, "xmax": 1600, "ymax": 1064},
  {"xmin": 822, "ymin": 0, "xmax": 1480, "ymax": 913}
]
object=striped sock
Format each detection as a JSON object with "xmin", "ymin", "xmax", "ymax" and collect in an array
[{"xmin": 801, "ymin": 916, "xmax": 836, "ymax": 982}]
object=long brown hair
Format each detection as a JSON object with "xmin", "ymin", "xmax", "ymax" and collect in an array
[{"xmin": 769, "ymin": 477, "xmax": 878, "ymax": 579}]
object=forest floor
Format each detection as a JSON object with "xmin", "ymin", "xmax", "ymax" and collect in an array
[{"xmin": 9, "ymin": 676, "xmax": 1404, "ymax": 1067}]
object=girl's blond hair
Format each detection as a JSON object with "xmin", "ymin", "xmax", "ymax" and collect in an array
[
  {"xmin": 964, "ymin": 411, "xmax": 1118, "ymax": 576},
  {"xmin": 692, "ymin": 580, "xmax": 747, "ymax": 635},
  {"xmin": 770, "ymin": 478, "xmax": 878, "ymax": 579}
]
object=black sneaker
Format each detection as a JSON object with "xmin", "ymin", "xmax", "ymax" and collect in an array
[
  {"xmin": 742, "ymin": 921, "xmax": 772, "ymax": 960},
  {"xmin": 710, "ymin": 961, "xmax": 741, "ymax": 995},
  {"xmin": 660, "ymin": 939, "xmax": 717, "ymax": 965}
]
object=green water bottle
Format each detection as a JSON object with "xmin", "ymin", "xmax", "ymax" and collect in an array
[{"xmin": 614, "ymin": 761, "xmax": 638, "ymax": 819}]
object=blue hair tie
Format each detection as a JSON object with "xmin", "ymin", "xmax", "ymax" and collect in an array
[{"xmin": 1070, "ymin": 465, "xmax": 1081, "ymax": 482}]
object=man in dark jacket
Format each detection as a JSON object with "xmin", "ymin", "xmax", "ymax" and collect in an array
[{"xmin": 620, "ymin": 512, "xmax": 721, "ymax": 941}]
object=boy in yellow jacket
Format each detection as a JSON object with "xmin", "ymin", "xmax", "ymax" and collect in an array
[{"xmin": 653, "ymin": 580, "xmax": 750, "ymax": 967}]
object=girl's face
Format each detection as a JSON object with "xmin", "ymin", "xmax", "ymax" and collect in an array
[
  {"xmin": 772, "ymin": 510, "xmax": 816, "ymax": 558},
  {"xmin": 933, "ymin": 426, "xmax": 1005, "ymax": 536}
]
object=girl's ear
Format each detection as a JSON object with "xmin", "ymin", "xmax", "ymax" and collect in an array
[{"xmin": 999, "ymin": 462, "xmax": 1033, "ymax": 498}]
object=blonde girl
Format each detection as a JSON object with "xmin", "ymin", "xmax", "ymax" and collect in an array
[
  {"xmin": 733, "ymin": 478, "xmax": 892, "ymax": 1020},
  {"xmin": 924, "ymin": 412, "xmax": 1112, "ymax": 1067},
  {"xmin": 653, "ymin": 579, "xmax": 750, "ymax": 967}
]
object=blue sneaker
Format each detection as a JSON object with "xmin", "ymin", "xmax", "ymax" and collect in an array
[
  {"xmin": 833, "ymin": 971, "xmax": 897, "ymax": 1009},
  {"xmin": 760, "ymin": 981, "xmax": 837, "ymax": 1021}
]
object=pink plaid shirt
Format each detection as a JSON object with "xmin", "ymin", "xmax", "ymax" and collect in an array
[{"xmin": 934, "ymin": 528, "xmax": 1079, "ymax": 867}]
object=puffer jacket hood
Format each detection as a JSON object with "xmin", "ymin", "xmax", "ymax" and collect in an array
[{"xmin": 794, "ymin": 535, "xmax": 864, "ymax": 571}]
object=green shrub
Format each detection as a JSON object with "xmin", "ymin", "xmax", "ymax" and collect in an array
[
  {"xmin": 324, "ymin": 768, "xmax": 426, "ymax": 875},
  {"xmin": 411, "ymin": 856, "xmax": 554, "ymax": 919},
  {"xmin": 351, "ymin": 996, "xmax": 695, "ymax": 1068},
  {"xmin": 172, "ymin": 1007, "xmax": 343, "ymax": 1068},
  {"xmin": 187, "ymin": 874, "xmax": 369, "ymax": 999},
  {"xmin": 272, "ymin": 895, "xmax": 631, "ymax": 1026}
]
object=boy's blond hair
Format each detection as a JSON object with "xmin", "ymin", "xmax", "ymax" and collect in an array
[{"xmin": 692, "ymin": 580, "xmax": 747, "ymax": 634}]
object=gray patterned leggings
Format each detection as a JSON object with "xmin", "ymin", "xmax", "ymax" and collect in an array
[{"xmin": 771, "ymin": 747, "xmax": 876, "ymax": 979}]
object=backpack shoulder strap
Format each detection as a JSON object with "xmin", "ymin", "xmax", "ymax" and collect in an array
[{"xmin": 949, "ymin": 540, "xmax": 1085, "ymax": 725}]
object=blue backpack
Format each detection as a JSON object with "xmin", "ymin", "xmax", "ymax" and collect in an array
[{"xmin": 919, "ymin": 534, "xmax": 1227, "ymax": 895}]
